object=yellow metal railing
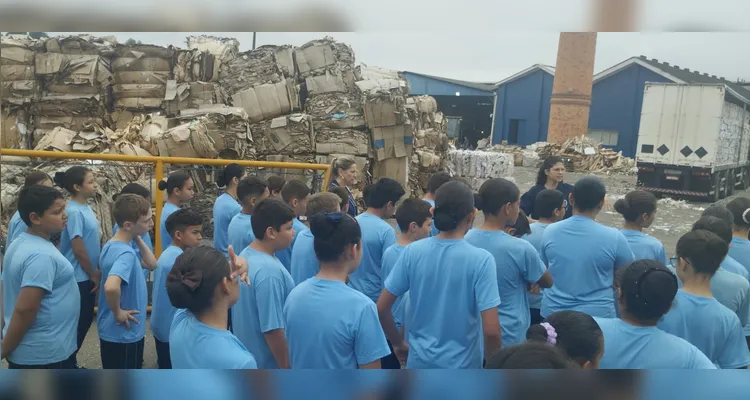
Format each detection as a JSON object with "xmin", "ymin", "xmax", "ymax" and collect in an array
[{"xmin": 1, "ymin": 148, "xmax": 332, "ymax": 257}]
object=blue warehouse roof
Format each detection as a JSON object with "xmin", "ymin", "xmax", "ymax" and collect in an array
[{"xmin": 402, "ymin": 71, "xmax": 496, "ymax": 96}]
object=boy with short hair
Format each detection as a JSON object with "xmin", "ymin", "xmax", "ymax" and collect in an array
[
  {"xmin": 352, "ymin": 178, "xmax": 405, "ymax": 302},
  {"xmin": 522, "ymin": 189, "xmax": 566, "ymax": 325},
  {"xmin": 150, "ymin": 209, "xmax": 203, "ymax": 369},
  {"xmin": 227, "ymin": 176, "xmax": 269, "ymax": 253},
  {"xmin": 422, "ymin": 172, "xmax": 451, "ymax": 237},
  {"xmin": 99, "ymin": 194, "xmax": 157, "ymax": 369},
  {"xmin": 234, "ymin": 199, "xmax": 297, "ymax": 369},
  {"xmin": 379, "ymin": 198, "xmax": 433, "ymax": 369},
  {"xmin": 275, "ymin": 180, "xmax": 311, "ymax": 272},
  {"xmin": 267, "ymin": 175, "xmax": 286, "ymax": 200},
  {"xmin": 1, "ymin": 185, "xmax": 79, "ymax": 368},
  {"xmin": 290, "ymin": 192, "xmax": 341, "ymax": 285}
]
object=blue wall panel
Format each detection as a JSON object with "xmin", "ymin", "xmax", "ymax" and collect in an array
[
  {"xmin": 588, "ymin": 64, "xmax": 672, "ymax": 157},
  {"xmin": 402, "ymin": 72, "xmax": 494, "ymax": 97},
  {"xmin": 492, "ymin": 69, "xmax": 554, "ymax": 146}
]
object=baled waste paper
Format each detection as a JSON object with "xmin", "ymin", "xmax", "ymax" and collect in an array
[
  {"xmin": 250, "ymin": 113, "xmax": 313, "ymax": 157},
  {"xmin": 446, "ymin": 150, "xmax": 515, "ymax": 192}
]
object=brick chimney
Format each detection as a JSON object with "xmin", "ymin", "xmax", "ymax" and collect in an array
[{"xmin": 547, "ymin": 32, "xmax": 598, "ymax": 144}]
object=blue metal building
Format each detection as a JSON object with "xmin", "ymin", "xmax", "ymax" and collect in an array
[{"xmin": 490, "ymin": 65, "xmax": 555, "ymax": 146}]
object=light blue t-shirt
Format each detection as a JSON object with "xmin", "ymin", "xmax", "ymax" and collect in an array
[
  {"xmin": 150, "ymin": 245, "xmax": 183, "ymax": 343},
  {"xmin": 227, "ymin": 212, "xmax": 253, "ymax": 255},
  {"xmin": 59, "ymin": 200, "xmax": 101, "ymax": 282},
  {"xmin": 620, "ymin": 229, "xmax": 667, "ymax": 264},
  {"xmin": 1, "ymin": 233, "xmax": 80, "ymax": 365},
  {"xmin": 541, "ymin": 216, "xmax": 635, "ymax": 318},
  {"xmin": 423, "ymin": 199, "xmax": 439, "ymax": 237},
  {"xmin": 595, "ymin": 317, "xmax": 716, "ymax": 369},
  {"xmin": 466, "ymin": 229, "xmax": 547, "ymax": 347},
  {"xmin": 722, "ymin": 256, "xmax": 750, "ymax": 280},
  {"xmin": 384, "ymin": 237, "xmax": 501, "ymax": 369},
  {"xmin": 233, "ymin": 247, "xmax": 295, "ymax": 369},
  {"xmin": 729, "ymin": 237, "xmax": 750, "ymax": 277},
  {"xmin": 284, "ymin": 277, "xmax": 391, "ymax": 369},
  {"xmin": 213, "ymin": 193, "xmax": 242, "ymax": 258},
  {"xmin": 381, "ymin": 244, "xmax": 407, "ymax": 329},
  {"xmin": 159, "ymin": 202, "xmax": 181, "ymax": 250},
  {"xmin": 96, "ymin": 241, "xmax": 148, "ymax": 343},
  {"xmin": 350, "ymin": 213, "xmax": 397, "ymax": 302},
  {"xmin": 290, "ymin": 229, "xmax": 319, "ymax": 285},
  {"xmin": 169, "ymin": 309, "xmax": 258, "ymax": 369},
  {"xmin": 658, "ymin": 290, "xmax": 750, "ymax": 369},
  {"xmin": 6, "ymin": 211, "xmax": 26, "ymax": 250},
  {"xmin": 523, "ymin": 222, "xmax": 550, "ymax": 309},
  {"xmin": 112, "ymin": 223, "xmax": 152, "ymax": 280},
  {"xmin": 275, "ymin": 218, "xmax": 307, "ymax": 273}
]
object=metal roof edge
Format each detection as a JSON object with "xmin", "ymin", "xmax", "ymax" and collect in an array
[
  {"xmin": 494, "ymin": 64, "xmax": 555, "ymax": 87},
  {"xmin": 593, "ymin": 56, "xmax": 685, "ymax": 84}
]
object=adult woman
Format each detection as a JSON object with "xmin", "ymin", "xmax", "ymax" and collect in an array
[
  {"xmin": 520, "ymin": 156, "xmax": 573, "ymax": 220},
  {"xmin": 595, "ymin": 260, "xmax": 715, "ymax": 369},
  {"xmin": 327, "ymin": 157, "xmax": 358, "ymax": 217}
]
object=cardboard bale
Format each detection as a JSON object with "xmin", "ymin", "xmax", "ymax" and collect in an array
[
  {"xmin": 250, "ymin": 113, "xmax": 313, "ymax": 156},
  {"xmin": 43, "ymin": 34, "xmax": 116, "ymax": 56},
  {"xmin": 314, "ymin": 128, "xmax": 369, "ymax": 156},
  {"xmin": 231, "ymin": 79, "xmax": 300, "ymax": 123},
  {"xmin": 373, "ymin": 156, "xmax": 409, "ymax": 191},
  {"xmin": 1, "ymin": 107, "xmax": 30, "ymax": 149},
  {"xmin": 265, "ymin": 154, "xmax": 321, "ymax": 190},
  {"xmin": 304, "ymin": 71, "xmax": 354, "ymax": 96},
  {"xmin": 360, "ymin": 91, "xmax": 409, "ymax": 129},
  {"xmin": 178, "ymin": 105, "xmax": 253, "ymax": 159},
  {"xmin": 156, "ymin": 118, "xmax": 218, "ymax": 159},
  {"xmin": 112, "ymin": 49, "xmax": 172, "ymax": 111},
  {"xmin": 1, "ymin": 36, "xmax": 39, "ymax": 104},
  {"xmin": 305, "ymin": 92, "xmax": 365, "ymax": 129},
  {"xmin": 371, "ymin": 124, "xmax": 414, "ymax": 161},
  {"xmin": 174, "ymin": 49, "xmax": 217, "ymax": 83},
  {"xmin": 33, "ymin": 126, "xmax": 77, "ymax": 152},
  {"xmin": 165, "ymin": 81, "xmax": 218, "ymax": 115},
  {"xmin": 218, "ymin": 45, "xmax": 295, "ymax": 101},
  {"xmin": 294, "ymin": 38, "xmax": 355, "ymax": 78},
  {"xmin": 447, "ymin": 149, "xmax": 514, "ymax": 192}
]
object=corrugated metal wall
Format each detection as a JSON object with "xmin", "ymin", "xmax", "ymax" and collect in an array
[
  {"xmin": 402, "ymin": 72, "xmax": 494, "ymax": 97},
  {"xmin": 588, "ymin": 64, "xmax": 672, "ymax": 157},
  {"xmin": 492, "ymin": 69, "xmax": 554, "ymax": 146}
]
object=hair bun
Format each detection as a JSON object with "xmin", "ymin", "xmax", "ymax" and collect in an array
[
  {"xmin": 613, "ymin": 198, "xmax": 629, "ymax": 214},
  {"xmin": 53, "ymin": 171, "xmax": 66, "ymax": 186},
  {"xmin": 526, "ymin": 323, "xmax": 550, "ymax": 343},
  {"xmin": 432, "ymin": 207, "xmax": 458, "ymax": 231},
  {"xmin": 157, "ymin": 180, "xmax": 168, "ymax": 191},
  {"xmin": 473, "ymin": 193, "xmax": 484, "ymax": 211},
  {"xmin": 309, "ymin": 212, "xmax": 337, "ymax": 240}
]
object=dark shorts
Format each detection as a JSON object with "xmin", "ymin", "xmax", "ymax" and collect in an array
[
  {"xmin": 100, "ymin": 338, "xmax": 145, "ymax": 369},
  {"xmin": 154, "ymin": 338, "xmax": 172, "ymax": 369},
  {"xmin": 529, "ymin": 308, "xmax": 544, "ymax": 325},
  {"xmin": 382, "ymin": 340, "xmax": 402, "ymax": 369}
]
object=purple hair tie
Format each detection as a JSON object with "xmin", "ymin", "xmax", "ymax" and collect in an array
[{"xmin": 540, "ymin": 322, "xmax": 558, "ymax": 345}]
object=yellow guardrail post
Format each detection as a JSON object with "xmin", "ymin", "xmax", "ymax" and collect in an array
[{"xmin": 154, "ymin": 159, "xmax": 164, "ymax": 256}]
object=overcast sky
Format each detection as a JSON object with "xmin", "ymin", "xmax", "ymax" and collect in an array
[{"xmin": 55, "ymin": 32, "xmax": 750, "ymax": 84}]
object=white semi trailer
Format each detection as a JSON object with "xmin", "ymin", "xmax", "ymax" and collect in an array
[{"xmin": 635, "ymin": 83, "xmax": 750, "ymax": 202}]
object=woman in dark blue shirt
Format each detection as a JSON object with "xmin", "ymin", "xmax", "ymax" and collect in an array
[
  {"xmin": 520, "ymin": 156, "xmax": 574, "ymax": 220},
  {"xmin": 328, "ymin": 156, "xmax": 359, "ymax": 217}
]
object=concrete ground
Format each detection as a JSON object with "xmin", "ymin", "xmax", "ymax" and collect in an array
[{"xmin": 5, "ymin": 165, "xmax": 748, "ymax": 369}]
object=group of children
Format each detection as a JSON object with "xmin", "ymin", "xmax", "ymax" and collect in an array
[{"xmin": 4, "ymin": 154, "xmax": 750, "ymax": 370}]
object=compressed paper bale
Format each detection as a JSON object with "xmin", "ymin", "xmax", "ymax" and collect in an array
[
  {"xmin": 218, "ymin": 45, "xmax": 294, "ymax": 99},
  {"xmin": 1, "ymin": 107, "xmax": 30, "ymax": 149},
  {"xmin": 155, "ymin": 118, "xmax": 218, "ymax": 159},
  {"xmin": 250, "ymin": 113, "xmax": 313, "ymax": 156},
  {"xmin": 265, "ymin": 154, "xmax": 321, "ymax": 190},
  {"xmin": 43, "ymin": 35, "xmax": 116, "ymax": 56},
  {"xmin": 314, "ymin": 128, "xmax": 369, "ymax": 156},
  {"xmin": 178, "ymin": 105, "xmax": 253, "ymax": 160},
  {"xmin": 294, "ymin": 38, "xmax": 355, "ymax": 78},
  {"xmin": 231, "ymin": 79, "xmax": 300, "ymax": 123},
  {"xmin": 304, "ymin": 92, "xmax": 365, "ymax": 129}
]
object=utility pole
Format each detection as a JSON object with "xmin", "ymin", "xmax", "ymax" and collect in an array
[{"xmin": 252, "ymin": 32, "xmax": 257, "ymax": 50}]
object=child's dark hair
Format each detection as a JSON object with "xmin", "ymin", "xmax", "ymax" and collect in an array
[
  {"xmin": 250, "ymin": 199, "xmax": 295, "ymax": 240},
  {"xmin": 725, "ymin": 197, "xmax": 750, "ymax": 229},
  {"xmin": 427, "ymin": 172, "xmax": 452, "ymax": 194},
  {"xmin": 618, "ymin": 260, "xmax": 678, "ymax": 323},
  {"xmin": 328, "ymin": 186, "xmax": 349, "ymax": 210},
  {"xmin": 395, "ymin": 198, "xmax": 433, "ymax": 232},
  {"xmin": 486, "ymin": 342, "xmax": 578, "ymax": 369},
  {"xmin": 18, "ymin": 185, "xmax": 64, "ymax": 226},
  {"xmin": 306, "ymin": 192, "xmax": 342, "ymax": 218},
  {"xmin": 365, "ymin": 178, "xmax": 405, "ymax": 209},
  {"xmin": 237, "ymin": 176, "xmax": 268, "ymax": 206},
  {"xmin": 692, "ymin": 216, "xmax": 732, "ymax": 244},
  {"xmin": 218, "ymin": 163, "xmax": 245, "ymax": 188},
  {"xmin": 165, "ymin": 209, "xmax": 203, "ymax": 238},
  {"xmin": 536, "ymin": 156, "xmax": 564, "ymax": 186},
  {"xmin": 433, "ymin": 181, "xmax": 475, "ymax": 232},
  {"xmin": 511, "ymin": 210, "xmax": 531, "ymax": 238},
  {"xmin": 157, "ymin": 171, "xmax": 191, "ymax": 196},
  {"xmin": 476, "ymin": 178, "xmax": 520, "ymax": 216},
  {"xmin": 534, "ymin": 189, "xmax": 565, "ymax": 219},
  {"xmin": 53, "ymin": 166, "xmax": 91, "ymax": 194},
  {"xmin": 114, "ymin": 183, "xmax": 151, "ymax": 202},
  {"xmin": 677, "ymin": 229, "xmax": 728, "ymax": 276},
  {"xmin": 166, "ymin": 246, "xmax": 231, "ymax": 314},
  {"xmin": 309, "ymin": 212, "xmax": 362, "ymax": 262},
  {"xmin": 571, "ymin": 176, "xmax": 606, "ymax": 212},
  {"xmin": 24, "ymin": 171, "xmax": 51, "ymax": 187},
  {"xmin": 113, "ymin": 193, "xmax": 152, "ymax": 228},
  {"xmin": 701, "ymin": 204, "xmax": 734, "ymax": 228},
  {"xmin": 267, "ymin": 175, "xmax": 286, "ymax": 195},
  {"xmin": 527, "ymin": 311, "xmax": 603, "ymax": 367},
  {"xmin": 614, "ymin": 190, "xmax": 657, "ymax": 222},
  {"xmin": 281, "ymin": 180, "xmax": 310, "ymax": 204}
]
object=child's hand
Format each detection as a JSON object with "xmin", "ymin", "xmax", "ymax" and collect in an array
[
  {"xmin": 115, "ymin": 309, "xmax": 140, "ymax": 330},
  {"xmin": 228, "ymin": 245, "xmax": 250, "ymax": 285}
]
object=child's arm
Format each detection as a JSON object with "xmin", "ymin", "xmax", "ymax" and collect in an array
[
  {"xmin": 104, "ymin": 275, "xmax": 140, "ymax": 329},
  {"xmin": 1, "ymin": 287, "xmax": 44, "ymax": 359},
  {"xmin": 134, "ymin": 236, "xmax": 157, "ymax": 270},
  {"xmin": 71, "ymin": 237, "xmax": 100, "ymax": 291}
]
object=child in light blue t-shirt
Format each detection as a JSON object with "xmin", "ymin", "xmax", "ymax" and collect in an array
[
  {"xmin": 614, "ymin": 190, "xmax": 668, "ymax": 264},
  {"xmin": 226, "ymin": 176, "xmax": 269, "ymax": 254},
  {"xmin": 156, "ymin": 171, "xmax": 195, "ymax": 251},
  {"xmin": 275, "ymin": 180, "xmax": 311, "ymax": 272},
  {"xmin": 213, "ymin": 164, "xmax": 247, "ymax": 258}
]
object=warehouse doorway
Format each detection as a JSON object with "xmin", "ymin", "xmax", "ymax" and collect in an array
[{"xmin": 429, "ymin": 95, "xmax": 494, "ymax": 149}]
